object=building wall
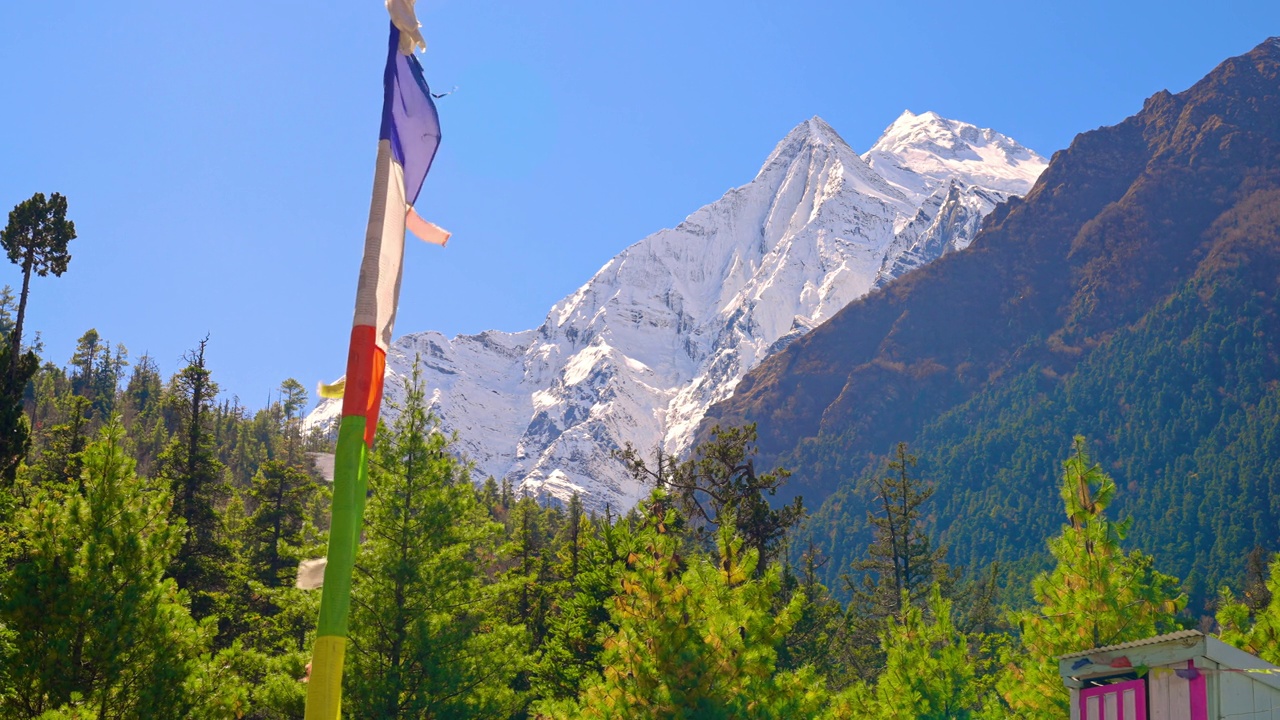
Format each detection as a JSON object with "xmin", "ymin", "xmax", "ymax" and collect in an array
[{"xmin": 1219, "ymin": 670, "xmax": 1280, "ymax": 720}]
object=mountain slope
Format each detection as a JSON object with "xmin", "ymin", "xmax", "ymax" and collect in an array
[
  {"xmin": 702, "ymin": 38, "xmax": 1280, "ymax": 605},
  {"xmin": 307, "ymin": 114, "xmax": 1046, "ymax": 510}
]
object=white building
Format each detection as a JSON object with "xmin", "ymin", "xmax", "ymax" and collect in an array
[{"xmin": 1058, "ymin": 630, "xmax": 1280, "ymax": 720}]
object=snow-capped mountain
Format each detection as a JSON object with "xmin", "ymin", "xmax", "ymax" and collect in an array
[{"xmin": 306, "ymin": 112, "xmax": 1047, "ymax": 511}]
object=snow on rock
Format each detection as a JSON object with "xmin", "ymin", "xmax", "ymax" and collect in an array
[{"xmin": 305, "ymin": 113, "xmax": 1047, "ymax": 512}]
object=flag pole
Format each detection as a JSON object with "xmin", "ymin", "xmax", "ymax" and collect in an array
[{"xmin": 304, "ymin": 3, "xmax": 439, "ymax": 716}]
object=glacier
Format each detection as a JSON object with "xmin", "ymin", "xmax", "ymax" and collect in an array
[{"xmin": 305, "ymin": 111, "xmax": 1047, "ymax": 511}]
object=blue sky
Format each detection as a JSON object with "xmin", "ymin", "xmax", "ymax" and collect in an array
[{"xmin": 2, "ymin": 1, "xmax": 1277, "ymax": 409}]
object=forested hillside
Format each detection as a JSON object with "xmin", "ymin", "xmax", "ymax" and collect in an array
[
  {"xmin": 2, "ymin": 311, "xmax": 1279, "ymax": 717},
  {"xmin": 704, "ymin": 38, "xmax": 1280, "ymax": 610}
]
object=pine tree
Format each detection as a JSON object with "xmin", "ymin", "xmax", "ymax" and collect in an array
[
  {"xmin": 120, "ymin": 354, "xmax": 165, "ymax": 475},
  {"xmin": 345, "ymin": 367, "xmax": 527, "ymax": 719},
  {"xmin": 66, "ymin": 330, "xmax": 123, "ymax": 419},
  {"xmin": 842, "ymin": 442, "xmax": 949, "ymax": 680},
  {"xmin": 0, "ymin": 341, "xmax": 37, "ymax": 488},
  {"xmin": 776, "ymin": 541, "xmax": 854, "ymax": 689},
  {"xmin": 618, "ymin": 424, "xmax": 804, "ymax": 574},
  {"xmin": 245, "ymin": 459, "xmax": 322, "ymax": 587},
  {"xmin": 848, "ymin": 442, "xmax": 948, "ymax": 619},
  {"xmin": 2, "ymin": 192, "xmax": 75, "ymax": 365},
  {"xmin": 157, "ymin": 338, "xmax": 232, "ymax": 620},
  {"xmin": 26, "ymin": 394, "xmax": 91, "ymax": 490},
  {"xmin": 0, "ymin": 421, "xmax": 229, "ymax": 718},
  {"xmin": 830, "ymin": 587, "xmax": 982, "ymax": 719},
  {"xmin": 1217, "ymin": 551, "xmax": 1280, "ymax": 664},
  {"xmin": 534, "ymin": 511, "xmax": 640, "ymax": 703},
  {"xmin": 537, "ymin": 495, "xmax": 826, "ymax": 719},
  {"xmin": 997, "ymin": 437, "xmax": 1185, "ymax": 718},
  {"xmin": 507, "ymin": 494, "xmax": 557, "ymax": 655}
]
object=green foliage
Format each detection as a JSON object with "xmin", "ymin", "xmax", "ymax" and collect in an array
[
  {"xmin": 67, "ymin": 330, "xmax": 127, "ymax": 420},
  {"xmin": 800, "ymin": 276, "xmax": 1280, "ymax": 614},
  {"xmin": 830, "ymin": 587, "xmax": 984, "ymax": 719},
  {"xmin": 0, "ymin": 340, "xmax": 38, "ymax": 487},
  {"xmin": 997, "ymin": 437, "xmax": 1185, "ymax": 718},
  {"xmin": 619, "ymin": 424, "xmax": 805, "ymax": 575},
  {"xmin": 2, "ymin": 327, "xmax": 330, "ymax": 716},
  {"xmin": 843, "ymin": 442, "xmax": 951, "ymax": 677},
  {"xmin": 0, "ymin": 421, "xmax": 233, "ymax": 718},
  {"xmin": 244, "ymin": 460, "xmax": 323, "ymax": 587},
  {"xmin": 1, "ymin": 192, "xmax": 75, "ymax": 280},
  {"xmin": 537, "ymin": 495, "xmax": 826, "ymax": 719},
  {"xmin": 505, "ymin": 493, "xmax": 559, "ymax": 655},
  {"xmin": 157, "ymin": 338, "xmax": 234, "ymax": 621},
  {"xmin": 1217, "ymin": 551, "xmax": 1280, "ymax": 664},
  {"xmin": 344, "ymin": 368, "xmax": 527, "ymax": 719},
  {"xmin": 535, "ymin": 508, "xmax": 642, "ymax": 702},
  {"xmin": 776, "ymin": 543, "xmax": 856, "ymax": 690},
  {"xmin": 2, "ymin": 192, "xmax": 76, "ymax": 357}
]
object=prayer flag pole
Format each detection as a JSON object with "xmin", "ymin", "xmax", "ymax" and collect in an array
[{"xmin": 304, "ymin": 3, "xmax": 442, "ymax": 716}]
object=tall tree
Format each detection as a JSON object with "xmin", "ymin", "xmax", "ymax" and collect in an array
[
  {"xmin": 2, "ymin": 192, "xmax": 75, "ymax": 363},
  {"xmin": 507, "ymin": 494, "xmax": 557, "ymax": 654},
  {"xmin": 618, "ymin": 423, "xmax": 804, "ymax": 574},
  {"xmin": 831, "ymin": 587, "xmax": 984, "ymax": 720},
  {"xmin": 537, "ymin": 497, "xmax": 826, "ymax": 719},
  {"xmin": 345, "ymin": 368, "xmax": 526, "ymax": 719},
  {"xmin": 840, "ymin": 442, "xmax": 950, "ymax": 681},
  {"xmin": 997, "ymin": 436, "xmax": 1185, "ymax": 718},
  {"xmin": 847, "ymin": 442, "xmax": 948, "ymax": 619},
  {"xmin": 534, "ymin": 511, "xmax": 640, "ymax": 703},
  {"xmin": 245, "ymin": 459, "xmax": 322, "ymax": 587},
  {"xmin": 25, "ymin": 394, "xmax": 91, "ymax": 490},
  {"xmin": 158, "ymin": 338, "xmax": 232, "ymax": 620},
  {"xmin": 278, "ymin": 378, "xmax": 308, "ymax": 422},
  {"xmin": 776, "ymin": 541, "xmax": 855, "ymax": 690},
  {"xmin": 0, "ymin": 421, "xmax": 226, "ymax": 718},
  {"xmin": 1217, "ymin": 551, "xmax": 1280, "ymax": 665}
]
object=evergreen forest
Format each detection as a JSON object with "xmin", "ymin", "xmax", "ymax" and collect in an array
[{"xmin": 1, "ymin": 294, "xmax": 1277, "ymax": 717}]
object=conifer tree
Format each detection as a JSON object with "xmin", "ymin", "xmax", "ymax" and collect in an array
[
  {"xmin": 537, "ymin": 495, "xmax": 826, "ymax": 719},
  {"xmin": 618, "ymin": 423, "xmax": 804, "ymax": 574},
  {"xmin": 0, "ymin": 341, "xmax": 37, "ymax": 488},
  {"xmin": 777, "ymin": 541, "xmax": 854, "ymax": 689},
  {"xmin": 345, "ymin": 367, "xmax": 526, "ymax": 719},
  {"xmin": 158, "ymin": 338, "xmax": 232, "ymax": 619},
  {"xmin": 842, "ymin": 442, "xmax": 949, "ymax": 680},
  {"xmin": 535, "ymin": 512, "xmax": 640, "ymax": 702},
  {"xmin": 848, "ymin": 442, "xmax": 948, "ymax": 619},
  {"xmin": 997, "ymin": 437, "xmax": 1184, "ymax": 718},
  {"xmin": 66, "ymin": 330, "xmax": 124, "ymax": 419},
  {"xmin": 245, "ymin": 459, "xmax": 322, "ymax": 587},
  {"xmin": 507, "ymin": 493, "xmax": 557, "ymax": 653},
  {"xmin": 829, "ymin": 587, "xmax": 985, "ymax": 719},
  {"xmin": 2, "ymin": 192, "xmax": 75, "ymax": 364},
  {"xmin": 0, "ymin": 421, "xmax": 229, "ymax": 718},
  {"xmin": 1217, "ymin": 551, "xmax": 1280, "ymax": 664},
  {"xmin": 25, "ymin": 394, "xmax": 91, "ymax": 490},
  {"xmin": 121, "ymin": 354, "xmax": 165, "ymax": 474}
]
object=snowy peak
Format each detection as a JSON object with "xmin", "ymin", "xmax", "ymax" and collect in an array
[
  {"xmin": 757, "ymin": 116, "xmax": 910, "ymax": 213},
  {"xmin": 763, "ymin": 116, "xmax": 852, "ymax": 163},
  {"xmin": 305, "ymin": 112, "xmax": 1047, "ymax": 513},
  {"xmin": 863, "ymin": 110, "xmax": 1047, "ymax": 203}
]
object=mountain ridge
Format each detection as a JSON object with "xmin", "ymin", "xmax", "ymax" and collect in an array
[
  {"xmin": 306, "ymin": 112, "xmax": 1048, "ymax": 510},
  {"xmin": 700, "ymin": 37, "xmax": 1280, "ymax": 604}
]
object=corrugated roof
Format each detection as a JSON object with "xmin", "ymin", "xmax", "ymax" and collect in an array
[{"xmin": 1058, "ymin": 630, "xmax": 1205, "ymax": 660}]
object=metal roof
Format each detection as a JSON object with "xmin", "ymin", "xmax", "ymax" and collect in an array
[{"xmin": 1058, "ymin": 630, "xmax": 1205, "ymax": 660}]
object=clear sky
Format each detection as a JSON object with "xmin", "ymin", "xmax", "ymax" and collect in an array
[{"xmin": 2, "ymin": 1, "xmax": 1277, "ymax": 410}]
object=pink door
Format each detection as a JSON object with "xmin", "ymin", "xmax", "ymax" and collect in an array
[{"xmin": 1081, "ymin": 679, "xmax": 1147, "ymax": 720}]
